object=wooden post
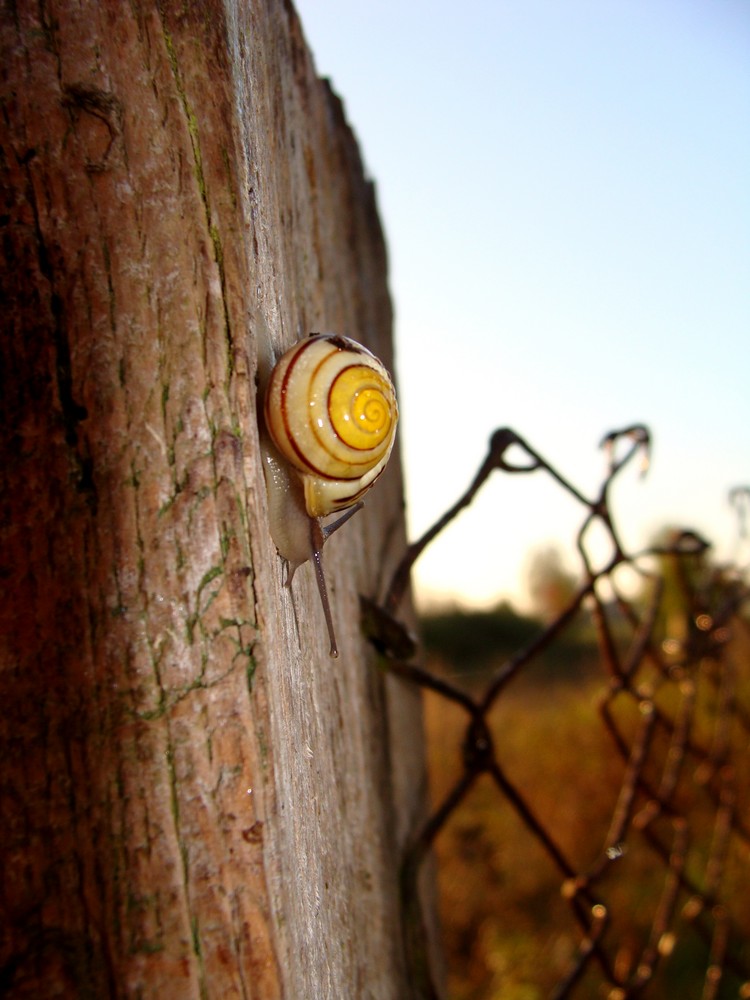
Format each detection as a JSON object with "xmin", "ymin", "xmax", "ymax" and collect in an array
[{"xmin": 0, "ymin": 1, "xmax": 437, "ymax": 996}]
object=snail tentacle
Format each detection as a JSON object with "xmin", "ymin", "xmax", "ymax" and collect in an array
[
  {"xmin": 321, "ymin": 501, "xmax": 365, "ymax": 541},
  {"xmin": 309, "ymin": 518, "xmax": 338, "ymax": 658}
]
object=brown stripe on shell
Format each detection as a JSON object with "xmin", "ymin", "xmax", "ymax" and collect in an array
[
  {"xmin": 329, "ymin": 466, "xmax": 386, "ymax": 509},
  {"xmin": 281, "ymin": 343, "xmax": 387, "ymax": 481},
  {"xmin": 278, "ymin": 337, "xmax": 329, "ymax": 477},
  {"xmin": 323, "ymin": 364, "xmax": 394, "ymax": 455},
  {"xmin": 313, "ymin": 333, "xmax": 369, "ymax": 355}
]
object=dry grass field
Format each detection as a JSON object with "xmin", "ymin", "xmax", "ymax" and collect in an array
[{"xmin": 420, "ymin": 613, "xmax": 750, "ymax": 999}]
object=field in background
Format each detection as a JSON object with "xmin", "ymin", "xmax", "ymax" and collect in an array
[
  {"xmin": 419, "ymin": 605, "xmax": 750, "ymax": 999},
  {"xmin": 376, "ymin": 430, "xmax": 750, "ymax": 997}
]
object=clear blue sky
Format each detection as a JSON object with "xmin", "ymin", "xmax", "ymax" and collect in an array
[{"xmin": 295, "ymin": 0, "xmax": 750, "ymax": 611}]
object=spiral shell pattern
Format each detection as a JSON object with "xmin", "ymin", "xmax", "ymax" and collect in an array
[{"xmin": 264, "ymin": 333, "xmax": 399, "ymax": 518}]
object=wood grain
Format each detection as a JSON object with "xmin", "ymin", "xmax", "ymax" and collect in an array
[{"xmin": 0, "ymin": 1, "xmax": 437, "ymax": 996}]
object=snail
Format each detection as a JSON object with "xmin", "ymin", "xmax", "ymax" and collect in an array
[{"xmin": 261, "ymin": 332, "xmax": 399, "ymax": 657}]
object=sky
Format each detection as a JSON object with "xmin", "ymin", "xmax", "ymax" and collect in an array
[{"xmin": 294, "ymin": 0, "xmax": 750, "ymax": 612}]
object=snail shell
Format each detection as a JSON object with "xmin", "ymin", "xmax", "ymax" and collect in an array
[
  {"xmin": 264, "ymin": 333, "xmax": 398, "ymax": 518},
  {"xmin": 261, "ymin": 332, "xmax": 399, "ymax": 657}
]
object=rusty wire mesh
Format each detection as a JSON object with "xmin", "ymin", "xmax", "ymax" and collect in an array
[{"xmin": 363, "ymin": 425, "xmax": 750, "ymax": 999}]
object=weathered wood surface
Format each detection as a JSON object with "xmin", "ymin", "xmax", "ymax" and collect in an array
[{"xmin": 0, "ymin": 1, "xmax": 436, "ymax": 996}]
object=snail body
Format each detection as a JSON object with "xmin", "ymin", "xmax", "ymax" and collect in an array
[{"xmin": 261, "ymin": 332, "xmax": 399, "ymax": 656}]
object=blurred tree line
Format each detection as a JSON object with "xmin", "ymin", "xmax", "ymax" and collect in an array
[
  {"xmin": 418, "ymin": 543, "xmax": 589, "ymax": 682},
  {"xmin": 418, "ymin": 531, "xmax": 748, "ymax": 683}
]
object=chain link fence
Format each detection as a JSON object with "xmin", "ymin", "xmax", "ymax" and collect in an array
[{"xmin": 364, "ymin": 425, "xmax": 750, "ymax": 999}]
